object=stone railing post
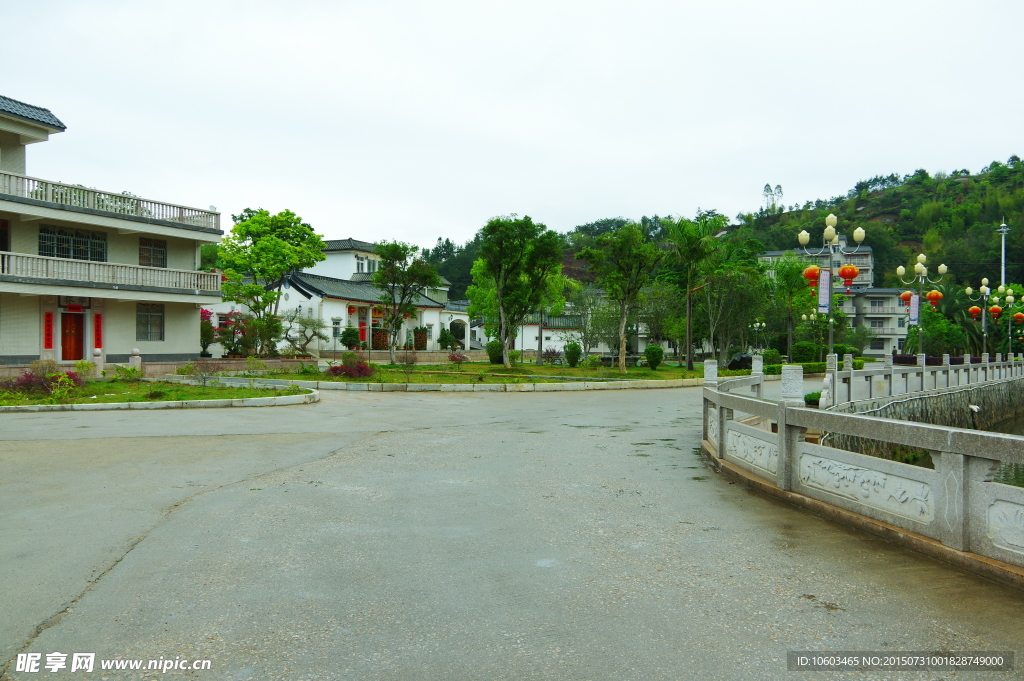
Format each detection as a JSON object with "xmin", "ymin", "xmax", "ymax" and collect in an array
[
  {"xmin": 128, "ymin": 349, "xmax": 143, "ymax": 373},
  {"xmin": 843, "ymin": 353, "xmax": 854, "ymax": 402},
  {"xmin": 703, "ymin": 359, "xmax": 717, "ymax": 388},
  {"xmin": 941, "ymin": 354, "xmax": 950, "ymax": 388},
  {"xmin": 751, "ymin": 354, "xmax": 763, "ymax": 399},
  {"xmin": 884, "ymin": 353, "xmax": 894, "ymax": 395},
  {"xmin": 982, "ymin": 353, "xmax": 990, "ymax": 382},
  {"xmin": 776, "ymin": 364, "xmax": 806, "ymax": 491},
  {"xmin": 931, "ymin": 451, "xmax": 967, "ymax": 551},
  {"xmin": 916, "ymin": 353, "xmax": 927, "ymax": 391},
  {"xmin": 963, "ymin": 354, "xmax": 971, "ymax": 385}
]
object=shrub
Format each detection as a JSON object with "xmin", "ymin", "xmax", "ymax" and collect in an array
[
  {"xmin": 804, "ymin": 391, "xmax": 821, "ymax": 406},
  {"xmin": 175, "ymin": 363, "xmax": 195, "ymax": 375},
  {"xmin": 508, "ymin": 350, "xmax": 521, "ymax": 366},
  {"xmin": 486, "ymin": 340, "xmax": 504, "ymax": 364},
  {"xmin": 327, "ymin": 362, "xmax": 374, "ymax": 378},
  {"xmin": 448, "ymin": 352, "xmax": 468, "ymax": 369},
  {"xmin": 339, "ymin": 327, "xmax": 361, "ymax": 350},
  {"xmin": 30, "ymin": 359, "xmax": 61, "ymax": 378},
  {"xmin": 74, "ymin": 359, "xmax": 97, "ymax": 377},
  {"xmin": 296, "ymin": 361, "xmax": 322, "ymax": 375},
  {"xmin": 761, "ymin": 348, "xmax": 782, "ymax": 365},
  {"xmin": 564, "ymin": 342, "xmax": 582, "ymax": 368},
  {"xmin": 397, "ymin": 350, "xmax": 418, "ymax": 381},
  {"xmin": 114, "ymin": 365, "xmax": 144, "ymax": 383},
  {"xmin": 791, "ymin": 341, "xmax": 821, "ymax": 363},
  {"xmin": 4, "ymin": 369, "xmax": 85, "ymax": 393},
  {"xmin": 644, "ymin": 344, "xmax": 664, "ymax": 370},
  {"xmin": 190, "ymin": 360, "xmax": 225, "ymax": 386},
  {"xmin": 584, "ymin": 354, "xmax": 603, "ymax": 370},
  {"xmin": 541, "ymin": 347, "xmax": 563, "ymax": 365},
  {"xmin": 341, "ymin": 351, "xmax": 361, "ymax": 366},
  {"xmin": 438, "ymin": 328, "xmax": 457, "ymax": 352}
]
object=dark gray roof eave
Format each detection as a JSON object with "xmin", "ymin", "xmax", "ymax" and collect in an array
[{"xmin": 0, "ymin": 95, "xmax": 66, "ymax": 131}]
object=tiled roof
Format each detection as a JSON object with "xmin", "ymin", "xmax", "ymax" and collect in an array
[
  {"xmin": 290, "ymin": 272, "xmax": 444, "ymax": 308},
  {"xmin": 324, "ymin": 238, "xmax": 377, "ymax": 253},
  {"xmin": 0, "ymin": 95, "xmax": 66, "ymax": 131}
]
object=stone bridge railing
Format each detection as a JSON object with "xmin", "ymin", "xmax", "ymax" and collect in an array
[
  {"xmin": 823, "ymin": 352, "xmax": 1023, "ymax": 408},
  {"xmin": 701, "ymin": 359, "xmax": 1024, "ymax": 580}
]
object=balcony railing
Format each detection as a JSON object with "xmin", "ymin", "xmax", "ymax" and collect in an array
[
  {"xmin": 0, "ymin": 170, "xmax": 220, "ymax": 231},
  {"xmin": 867, "ymin": 327, "xmax": 904, "ymax": 336},
  {"xmin": 0, "ymin": 251, "xmax": 221, "ymax": 292},
  {"xmin": 863, "ymin": 306, "xmax": 902, "ymax": 315}
]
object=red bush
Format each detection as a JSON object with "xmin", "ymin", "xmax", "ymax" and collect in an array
[
  {"xmin": 3, "ymin": 370, "xmax": 85, "ymax": 392},
  {"xmin": 327, "ymin": 362, "xmax": 374, "ymax": 378}
]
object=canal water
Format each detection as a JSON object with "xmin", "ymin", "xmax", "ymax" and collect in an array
[{"xmin": 989, "ymin": 414, "xmax": 1024, "ymax": 487}]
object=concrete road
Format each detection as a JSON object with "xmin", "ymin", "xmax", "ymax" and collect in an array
[{"xmin": 2, "ymin": 387, "xmax": 1022, "ymax": 680}]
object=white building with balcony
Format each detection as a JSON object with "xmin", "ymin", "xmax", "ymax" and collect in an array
[
  {"xmin": 209, "ymin": 238, "xmax": 470, "ymax": 355},
  {"xmin": 0, "ymin": 95, "xmax": 222, "ymax": 366}
]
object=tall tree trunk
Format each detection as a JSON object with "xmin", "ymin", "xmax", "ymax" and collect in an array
[
  {"xmin": 536, "ymin": 307, "xmax": 544, "ymax": 365},
  {"xmin": 499, "ymin": 300, "xmax": 511, "ymax": 369},
  {"xmin": 786, "ymin": 303, "xmax": 794, "ymax": 362},
  {"xmin": 618, "ymin": 301, "xmax": 628, "ymax": 374},
  {"xmin": 685, "ymin": 288, "xmax": 694, "ymax": 371}
]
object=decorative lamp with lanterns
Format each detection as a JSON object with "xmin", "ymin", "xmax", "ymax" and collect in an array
[
  {"xmin": 926, "ymin": 290, "xmax": 943, "ymax": 308},
  {"xmin": 837, "ymin": 265, "xmax": 860, "ymax": 293}
]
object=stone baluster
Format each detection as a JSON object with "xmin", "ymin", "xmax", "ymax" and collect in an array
[
  {"xmin": 751, "ymin": 354, "xmax": 763, "ymax": 399},
  {"xmin": 703, "ymin": 359, "xmax": 717, "ymax": 387},
  {"xmin": 942, "ymin": 354, "xmax": 950, "ymax": 388},
  {"xmin": 776, "ymin": 364, "xmax": 806, "ymax": 491}
]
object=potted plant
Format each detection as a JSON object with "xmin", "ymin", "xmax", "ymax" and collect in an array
[
  {"xmin": 413, "ymin": 326, "xmax": 428, "ymax": 351},
  {"xmin": 340, "ymin": 326, "xmax": 361, "ymax": 351}
]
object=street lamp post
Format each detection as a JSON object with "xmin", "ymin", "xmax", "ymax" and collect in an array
[
  {"xmin": 797, "ymin": 214, "xmax": 866, "ymax": 356},
  {"xmin": 895, "ymin": 253, "xmax": 949, "ymax": 357},
  {"xmin": 965, "ymin": 278, "xmax": 993, "ymax": 356},
  {"xmin": 997, "ymin": 220, "xmax": 1010, "ymax": 287}
]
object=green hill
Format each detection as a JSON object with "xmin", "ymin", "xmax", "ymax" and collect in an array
[{"xmin": 729, "ymin": 156, "xmax": 1024, "ymax": 287}]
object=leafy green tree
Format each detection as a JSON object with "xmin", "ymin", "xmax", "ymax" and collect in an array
[
  {"xmin": 665, "ymin": 211, "xmax": 729, "ymax": 369},
  {"xmin": 577, "ymin": 223, "xmax": 665, "ymax": 372},
  {"xmin": 638, "ymin": 280, "xmax": 686, "ymax": 346},
  {"xmin": 904, "ymin": 307, "xmax": 968, "ymax": 356},
  {"xmin": 467, "ymin": 215, "xmax": 563, "ymax": 368},
  {"xmin": 699, "ymin": 240, "xmax": 768, "ymax": 362},
  {"xmin": 219, "ymin": 208, "xmax": 326, "ymax": 354},
  {"xmin": 559, "ymin": 286, "xmax": 605, "ymax": 355},
  {"xmin": 371, "ymin": 241, "xmax": 442, "ymax": 364},
  {"xmin": 281, "ymin": 308, "xmax": 329, "ymax": 355},
  {"xmin": 768, "ymin": 255, "xmax": 814, "ymax": 361},
  {"xmin": 340, "ymin": 327, "xmax": 361, "ymax": 350}
]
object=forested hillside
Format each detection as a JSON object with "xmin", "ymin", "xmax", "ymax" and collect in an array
[
  {"xmin": 427, "ymin": 155, "xmax": 1024, "ymax": 296},
  {"xmin": 730, "ymin": 157, "xmax": 1024, "ymax": 287}
]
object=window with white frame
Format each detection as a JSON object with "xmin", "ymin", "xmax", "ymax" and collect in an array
[
  {"xmin": 869, "ymin": 319, "xmax": 884, "ymax": 329},
  {"xmin": 870, "ymin": 339, "xmax": 885, "ymax": 350},
  {"xmin": 870, "ymin": 298, "xmax": 884, "ymax": 308},
  {"xmin": 356, "ymin": 255, "xmax": 366, "ymax": 273}
]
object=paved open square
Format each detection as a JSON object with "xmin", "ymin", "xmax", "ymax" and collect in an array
[{"xmin": 3, "ymin": 387, "xmax": 1024, "ymax": 680}]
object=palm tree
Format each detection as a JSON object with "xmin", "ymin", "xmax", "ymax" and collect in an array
[{"xmin": 666, "ymin": 211, "xmax": 728, "ymax": 370}]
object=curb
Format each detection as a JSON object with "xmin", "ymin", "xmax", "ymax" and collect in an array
[
  {"xmin": 161, "ymin": 375, "xmax": 705, "ymax": 392},
  {"xmin": 0, "ymin": 389, "xmax": 319, "ymax": 413},
  {"xmin": 701, "ymin": 441, "xmax": 1024, "ymax": 594}
]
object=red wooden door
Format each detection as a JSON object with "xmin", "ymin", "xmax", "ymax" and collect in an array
[{"xmin": 61, "ymin": 313, "xmax": 85, "ymax": 361}]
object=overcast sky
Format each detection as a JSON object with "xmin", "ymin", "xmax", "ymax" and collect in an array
[{"xmin": 5, "ymin": 0, "xmax": 1023, "ymax": 248}]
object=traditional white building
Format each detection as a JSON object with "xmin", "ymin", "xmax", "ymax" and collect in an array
[
  {"xmin": 210, "ymin": 238, "xmax": 470, "ymax": 355},
  {"xmin": 0, "ymin": 94, "xmax": 222, "ymax": 366}
]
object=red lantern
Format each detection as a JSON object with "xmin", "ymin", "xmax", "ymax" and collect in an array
[
  {"xmin": 900, "ymin": 290, "xmax": 913, "ymax": 307},
  {"xmin": 990, "ymin": 305, "xmax": 1003, "ymax": 320},
  {"xmin": 837, "ymin": 264, "xmax": 860, "ymax": 292},
  {"xmin": 348, "ymin": 306, "xmax": 356, "ymax": 315},
  {"xmin": 1014, "ymin": 312, "xmax": 1024, "ymax": 324},
  {"xmin": 926, "ymin": 290, "xmax": 943, "ymax": 307},
  {"xmin": 803, "ymin": 266, "xmax": 820, "ymax": 295},
  {"xmin": 969, "ymin": 305, "xmax": 982, "ymax": 321}
]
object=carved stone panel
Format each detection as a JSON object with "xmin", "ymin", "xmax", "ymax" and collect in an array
[
  {"xmin": 798, "ymin": 454, "xmax": 934, "ymax": 523},
  {"xmin": 706, "ymin": 408, "xmax": 719, "ymax": 446},
  {"xmin": 726, "ymin": 430, "xmax": 778, "ymax": 476},
  {"xmin": 988, "ymin": 501, "xmax": 1024, "ymax": 555}
]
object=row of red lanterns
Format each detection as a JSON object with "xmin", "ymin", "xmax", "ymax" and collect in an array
[{"xmin": 803, "ymin": 264, "xmax": 862, "ymax": 295}]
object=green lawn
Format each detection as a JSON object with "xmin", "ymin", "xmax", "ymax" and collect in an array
[
  {"xmin": 267, "ymin": 361, "xmax": 702, "ymax": 384},
  {"xmin": 0, "ymin": 381, "xmax": 304, "ymax": 407}
]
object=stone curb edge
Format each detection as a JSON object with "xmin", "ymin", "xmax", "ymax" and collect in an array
[
  {"xmin": 0, "ymin": 390, "xmax": 319, "ymax": 413},
  {"xmin": 161, "ymin": 375, "xmax": 706, "ymax": 392},
  {"xmin": 702, "ymin": 440, "xmax": 1024, "ymax": 593}
]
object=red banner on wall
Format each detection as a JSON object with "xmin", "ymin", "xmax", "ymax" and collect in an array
[
  {"xmin": 93, "ymin": 313, "xmax": 103, "ymax": 349},
  {"xmin": 43, "ymin": 312, "xmax": 54, "ymax": 349}
]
